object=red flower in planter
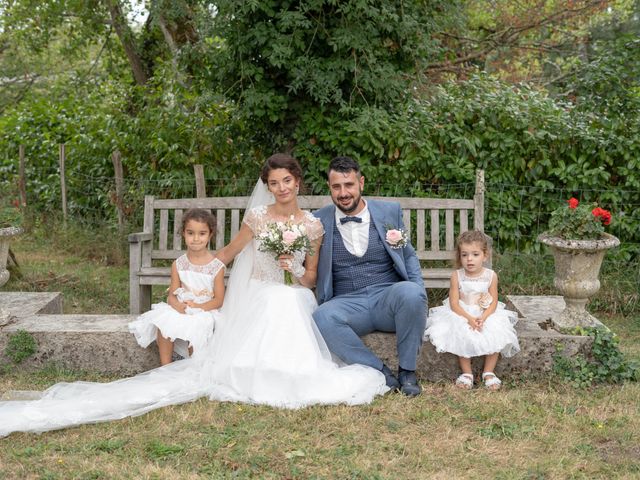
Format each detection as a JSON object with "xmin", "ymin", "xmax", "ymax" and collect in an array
[
  {"xmin": 567, "ymin": 198, "xmax": 579, "ymax": 209},
  {"xmin": 592, "ymin": 207, "xmax": 612, "ymax": 226},
  {"xmin": 547, "ymin": 199, "xmax": 613, "ymax": 240}
]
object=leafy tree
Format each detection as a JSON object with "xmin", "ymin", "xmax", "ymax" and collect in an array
[{"xmin": 205, "ymin": 0, "xmax": 462, "ymax": 143}]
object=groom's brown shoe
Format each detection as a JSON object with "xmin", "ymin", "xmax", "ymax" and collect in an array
[
  {"xmin": 381, "ymin": 364, "xmax": 401, "ymax": 391},
  {"xmin": 398, "ymin": 369, "xmax": 421, "ymax": 397}
]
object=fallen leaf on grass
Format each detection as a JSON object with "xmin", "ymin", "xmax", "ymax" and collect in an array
[{"xmin": 285, "ymin": 449, "xmax": 305, "ymax": 459}]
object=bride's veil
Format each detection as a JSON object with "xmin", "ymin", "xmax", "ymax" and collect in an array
[
  {"xmin": 197, "ymin": 178, "xmax": 275, "ymax": 384},
  {"xmin": 219, "ymin": 179, "xmax": 273, "ymax": 320}
]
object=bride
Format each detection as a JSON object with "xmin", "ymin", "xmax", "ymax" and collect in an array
[{"xmin": 0, "ymin": 153, "xmax": 388, "ymax": 436}]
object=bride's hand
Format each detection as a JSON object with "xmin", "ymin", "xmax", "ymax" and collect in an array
[{"xmin": 278, "ymin": 254, "xmax": 305, "ymax": 278}]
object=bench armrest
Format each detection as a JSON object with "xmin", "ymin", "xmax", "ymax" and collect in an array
[{"xmin": 128, "ymin": 232, "xmax": 153, "ymax": 243}]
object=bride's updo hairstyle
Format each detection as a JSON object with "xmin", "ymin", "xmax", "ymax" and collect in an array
[
  {"xmin": 455, "ymin": 230, "xmax": 490, "ymax": 269},
  {"xmin": 181, "ymin": 208, "xmax": 217, "ymax": 235},
  {"xmin": 260, "ymin": 153, "xmax": 305, "ymax": 193}
]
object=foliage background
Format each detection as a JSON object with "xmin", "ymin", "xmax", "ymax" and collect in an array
[{"xmin": 1, "ymin": 0, "xmax": 639, "ymax": 258}]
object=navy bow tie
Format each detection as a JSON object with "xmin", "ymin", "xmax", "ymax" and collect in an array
[{"xmin": 340, "ymin": 216, "xmax": 362, "ymax": 224}]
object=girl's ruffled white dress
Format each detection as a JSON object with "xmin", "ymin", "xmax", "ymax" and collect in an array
[
  {"xmin": 424, "ymin": 268, "xmax": 520, "ymax": 358},
  {"xmin": 128, "ymin": 255, "xmax": 224, "ymax": 357}
]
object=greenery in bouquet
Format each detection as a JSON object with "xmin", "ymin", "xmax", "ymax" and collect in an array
[{"xmin": 547, "ymin": 198, "xmax": 612, "ymax": 241}]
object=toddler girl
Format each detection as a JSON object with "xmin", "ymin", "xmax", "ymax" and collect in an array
[
  {"xmin": 129, "ymin": 208, "xmax": 225, "ymax": 365},
  {"xmin": 424, "ymin": 230, "xmax": 519, "ymax": 390}
]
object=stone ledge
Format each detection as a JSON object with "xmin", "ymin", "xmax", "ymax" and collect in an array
[
  {"xmin": 0, "ymin": 314, "xmax": 158, "ymax": 375},
  {"xmin": 0, "ymin": 293, "xmax": 595, "ymax": 382},
  {"xmin": 0, "ymin": 314, "xmax": 592, "ymax": 382},
  {"xmin": 0, "ymin": 292, "xmax": 63, "ymax": 319}
]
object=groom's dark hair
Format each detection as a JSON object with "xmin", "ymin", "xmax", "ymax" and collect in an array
[{"xmin": 328, "ymin": 156, "xmax": 361, "ymax": 178}]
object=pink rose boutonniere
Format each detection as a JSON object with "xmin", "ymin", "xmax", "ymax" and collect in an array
[{"xmin": 385, "ymin": 226, "xmax": 408, "ymax": 249}]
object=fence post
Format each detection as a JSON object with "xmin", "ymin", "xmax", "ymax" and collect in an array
[
  {"xmin": 59, "ymin": 144, "xmax": 67, "ymax": 223},
  {"xmin": 193, "ymin": 164, "xmax": 206, "ymax": 198},
  {"xmin": 18, "ymin": 145, "xmax": 27, "ymax": 207},
  {"xmin": 112, "ymin": 150, "xmax": 125, "ymax": 232}
]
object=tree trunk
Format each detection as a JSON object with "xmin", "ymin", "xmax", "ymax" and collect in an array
[{"xmin": 105, "ymin": 0, "xmax": 149, "ymax": 85}]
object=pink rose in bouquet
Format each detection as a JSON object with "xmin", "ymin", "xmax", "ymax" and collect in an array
[{"xmin": 282, "ymin": 230, "xmax": 300, "ymax": 245}]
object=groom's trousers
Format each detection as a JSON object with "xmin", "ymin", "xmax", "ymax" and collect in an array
[{"xmin": 312, "ymin": 281, "xmax": 427, "ymax": 371}]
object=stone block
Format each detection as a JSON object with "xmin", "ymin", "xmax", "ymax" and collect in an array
[
  {"xmin": 0, "ymin": 314, "xmax": 159, "ymax": 375},
  {"xmin": 0, "ymin": 292, "xmax": 63, "ymax": 318}
]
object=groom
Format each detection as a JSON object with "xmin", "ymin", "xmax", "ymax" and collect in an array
[{"xmin": 312, "ymin": 156, "xmax": 428, "ymax": 396}]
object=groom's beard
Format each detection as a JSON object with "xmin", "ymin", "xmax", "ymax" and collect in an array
[{"xmin": 335, "ymin": 190, "xmax": 363, "ymax": 214}]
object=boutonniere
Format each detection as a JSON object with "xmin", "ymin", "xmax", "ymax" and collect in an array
[{"xmin": 384, "ymin": 225, "xmax": 408, "ymax": 249}]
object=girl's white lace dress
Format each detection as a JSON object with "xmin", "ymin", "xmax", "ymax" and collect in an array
[
  {"xmin": 128, "ymin": 255, "xmax": 224, "ymax": 357},
  {"xmin": 0, "ymin": 205, "xmax": 387, "ymax": 437},
  {"xmin": 424, "ymin": 268, "xmax": 520, "ymax": 358}
]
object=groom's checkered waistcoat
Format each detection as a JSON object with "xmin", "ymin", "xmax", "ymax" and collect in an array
[{"xmin": 331, "ymin": 220, "xmax": 401, "ymax": 296}]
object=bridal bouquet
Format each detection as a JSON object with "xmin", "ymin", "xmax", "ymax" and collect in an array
[{"xmin": 258, "ymin": 218, "xmax": 313, "ymax": 284}]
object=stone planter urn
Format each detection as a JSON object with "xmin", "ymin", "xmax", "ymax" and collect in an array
[
  {"xmin": 0, "ymin": 226, "xmax": 23, "ymax": 287},
  {"xmin": 538, "ymin": 232, "xmax": 620, "ymax": 329}
]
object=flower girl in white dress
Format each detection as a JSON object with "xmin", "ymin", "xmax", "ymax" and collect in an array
[
  {"xmin": 129, "ymin": 208, "xmax": 225, "ymax": 365},
  {"xmin": 424, "ymin": 230, "xmax": 519, "ymax": 390}
]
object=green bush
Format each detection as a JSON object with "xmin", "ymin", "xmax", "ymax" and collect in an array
[
  {"xmin": 553, "ymin": 327, "xmax": 639, "ymax": 387},
  {"xmin": 2, "ymin": 69, "xmax": 639, "ymax": 256}
]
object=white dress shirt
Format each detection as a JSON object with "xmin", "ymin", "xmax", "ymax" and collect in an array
[{"xmin": 335, "ymin": 201, "xmax": 370, "ymax": 257}]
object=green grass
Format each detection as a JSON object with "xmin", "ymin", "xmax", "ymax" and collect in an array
[
  {"xmin": 1, "ymin": 223, "xmax": 639, "ymax": 478},
  {"xmin": 1, "ymin": 379, "xmax": 639, "ymax": 478},
  {"xmin": 4, "ymin": 223, "xmax": 130, "ymax": 313}
]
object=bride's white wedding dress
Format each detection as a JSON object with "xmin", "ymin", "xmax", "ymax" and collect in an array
[{"xmin": 0, "ymin": 183, "xmax": 388, "ymax": 437}]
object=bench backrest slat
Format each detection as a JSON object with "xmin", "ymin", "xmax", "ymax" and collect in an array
[
  {"xmin": 430, "ymin": 210, "xmax": 439, "ymax": 251},
  {"xmin": 460, "ymin": 209, "xmax": 468, "ymax": 234},
  {"xmin": 231, "ymin": 209, "xmax": 241, "ymax": 240},
  {"xmin": 416, "ymin": 210, "xmax": 425, "ymax": 252},
  {"xmin": 159, "ymin": 209, "xmax": 169, "ymax": 251},
  {"xmin": 173, "ymin": 209, "xmax": 183, "ymax": 250},
  {"xmin": 445, "ymin": 209, "xmax": 455, "ymax": 250},
  {"xmin": 215, "ymin": 209, "xmax": 226, "ymax": 250}
]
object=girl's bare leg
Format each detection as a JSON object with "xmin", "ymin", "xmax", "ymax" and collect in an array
[
  {"xmin": 483, "ymin": 353, "xmax": 499, "ymax": 374},
  {"xmin": 459, "ymin": 356, "xmax": 472, "ymax": 375},
  {"xmin": 157, "ymin": 331, "xmax": 174, "ymax": 366}
]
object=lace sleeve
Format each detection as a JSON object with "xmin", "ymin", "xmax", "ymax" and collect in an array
[
  {"xmin": 242, "ymin": 206, "xmax": 266, "ymax": 234},
  {"xmin": 304, "ymin": 213, "xmax": 324, "ymax": 241},
  {"xmin": 207, "ymin": 258, "xmax": 226, "ymax": 277}
]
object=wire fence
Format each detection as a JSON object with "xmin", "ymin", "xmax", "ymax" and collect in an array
[{"xmin": 3, "ymin": 168, "xmax": 639, "ymax": 313}]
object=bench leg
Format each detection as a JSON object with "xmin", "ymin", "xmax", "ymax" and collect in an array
[
  {"xmin": 140, "ymin": 285, "xmax": 152, "ymax": 314},
  {"xmin": 130, "ymin": 283, "xmax": 152, "ymax": 315}
]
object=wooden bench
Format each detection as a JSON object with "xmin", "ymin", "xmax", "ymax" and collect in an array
[{"xmin": 128, "ymin": 170, "xmax": 486, "ymax": 314}]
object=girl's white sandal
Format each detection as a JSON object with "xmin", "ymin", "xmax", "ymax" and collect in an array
[
  {"xmin": 482, "ymin": 372, "xmax": 502, "ymax": 390},
  {"xmin": 455, "ymin": 373, "xmax": 474, "ymax": 390}
]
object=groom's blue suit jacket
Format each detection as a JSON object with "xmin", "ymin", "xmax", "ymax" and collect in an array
[{"xmin": 313, "ymin": 199, "xmax": 425, "ymax": 305}]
